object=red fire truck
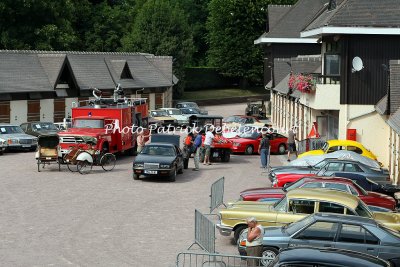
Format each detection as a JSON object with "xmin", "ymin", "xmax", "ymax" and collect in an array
[{"xmin": 58, "ymin": 86, "xmax": 149, "ymax": 157}]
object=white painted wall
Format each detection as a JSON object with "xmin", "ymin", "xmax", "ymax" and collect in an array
[
  {"xmin": 40, "ymin": 99, "xmax": 54, "ymax": 122},
  {"xmin": 149, "ymin": 93, "xmax": 155, "ymax": 110},
  {"xmin": 299, "ymin": 84, "xmax": 340, "ymax": 110},
  {"xmin": 65, "ymin": 98, "xmax": 78, "ymax": 119},
  {"xmin": 10, "ymin": 100, "xmax": 27, "ymax": 124},
  {"xmin": 339, "ymin": 104, "xmax": 390, "ymax": 167}
]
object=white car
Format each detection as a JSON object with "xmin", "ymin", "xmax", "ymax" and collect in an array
[
  {"xmin": 0, "ymin": 137, "xmax": 6, "ymax": 155},
  {"xmin": 160, "ymin": 108, "xmax": 189, "ymax": 126}
]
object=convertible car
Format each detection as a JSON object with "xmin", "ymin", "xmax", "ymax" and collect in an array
[
  {"xmin": 230, "ymin": 132, "xmax": 287, "ymax": 155},
  {"xmin": 132, "ymin": 135, "xmax": 187, "ymax": 182},
  {"xmin": 216, "ymin": 188, "xmax": 400, "ymax": 243},
  {"xmin": 239, "ymin": 176, "xmax": 396, "ymax": 210},
  {"xmin": 270, "ymin": 158, "xmax": 391, "ymax": 186}
]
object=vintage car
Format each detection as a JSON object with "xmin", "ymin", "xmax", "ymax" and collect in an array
[
  {"xmin": 0, "ymin": 124, "xmax": 38, "ymax": 151},
  {"xmin": 270, "ymin": 158, "xmax": 391, "ymax": 186},
  {"xmin": 223, "ymin": 115, "xmax": 265, "ymax": 129},
  {"xmin": 132, "ymin": 135, "xmax": 186, "ymax": 182},
  {"xmin": 238, "ymin": 214, "xmax": 400, "ymax": 267},
  {"xmin": 175, "ymin": 101, "xmax": 207, "ymax": 115},
  {"xmin": 230, "ymin": 131, "xmax": 287, "ymax": 155},
  {"xmin": 159, "ymin": 108, "xmax": 189, "ymax": 126},
  {"xmin": 298, "ymin": 139, "xmax": 378, "ymax": 161},
  {"xmin": 0, "ymin": 136, "xmax": 6, "ymax": 155},
  {"xmin": 20, "ymin": 121, "xmax": 59, "ymax": 137},
  {"xmin": 149, "ymin": 110, "xmax": 177, "ymax": 127},
  {"xmin": 239, "ymin": 176, "xmax": 397, "ymax": 210},
  {"xmin": 245, "ymin": 98, "xmax": 268, "ymax": 119},
  {"xmin": 216, "ymin": 188, "xmax": 400, "ymax": 244}
]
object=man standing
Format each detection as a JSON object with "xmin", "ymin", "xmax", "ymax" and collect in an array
[
  {"xmin": 287, "ymin": 126, "xmax": 299, "ymax": 161},
  {"xmin": 245, "ymin": 217, "xmax": 264, "ymax": 266},
  {"xmin": 258, "ymin": 132, "xmax": 270, "ymax": 169},
  {"xmin": 192, "ymin": 131, "xmax": 202, "ymax": 171},
  {"xmin": 203, "ymin": 128, "xmax": 214, "ymax": 165}
]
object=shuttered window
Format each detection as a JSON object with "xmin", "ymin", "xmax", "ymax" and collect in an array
[
  {"xmin": 27, "ymin": 100, "xmax": 40, "ymax": 122},
  {"xmin": 0, "ymin": 101, "xmax": 10, "ymax": 123}
]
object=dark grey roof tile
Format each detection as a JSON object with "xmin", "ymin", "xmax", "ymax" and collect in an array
[{"xmin": 268, "ymin": 5, "xmax": 292, "ymax": 30}]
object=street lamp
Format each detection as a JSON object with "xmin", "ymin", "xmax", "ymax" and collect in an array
[{"xmin": 135, "ymin": 88, "xmax": 144, "ymax": 98}]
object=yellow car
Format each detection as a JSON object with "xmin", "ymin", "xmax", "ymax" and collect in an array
[
  {"xmin": 216, "ymin": 188, "xmax": 400, "ymax": 243},
  {"xmin": 298, "ymin": 139, "xmax": 377, "ymax": 160}
]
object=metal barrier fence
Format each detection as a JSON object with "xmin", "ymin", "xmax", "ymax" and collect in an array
[
  {"xmin": 210, "ymin": 177, "xmax": 226, "ymax": 213},
  {"xmin": 297, "ymin": 138, "xmax": 326, "ymax": 153},
  {"xmin": 176, "ymin": 252, "xmax": 264, "ymax": 267},
  {"xmin": 189, "ymin": 209, "xmax": 216, "ymax": 253}
]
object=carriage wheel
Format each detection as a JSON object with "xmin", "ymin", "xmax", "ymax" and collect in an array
[
  {"xmin": 66, "ymin": 159, "xmax": 78, "ymax": 172},
  {"xmin": 77, "ymin": 160, "xmax": 93, "ymax": 175},
  {"xmin": 100, "ymin": 153, "xmax": 116, "ymax": 171}
]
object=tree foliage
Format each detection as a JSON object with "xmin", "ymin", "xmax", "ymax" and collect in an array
[
  {"xmin": 207, "ymin": 0, "xmax": 296, "ymax": 87},
  {"xmin": 121, "ymin": 0, "xmax": 194, "ymax": 98}
]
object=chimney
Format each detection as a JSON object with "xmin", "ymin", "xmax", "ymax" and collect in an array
[{"xmin": 328, "ymin": 0, "xmax": 337, "ymax": 11}]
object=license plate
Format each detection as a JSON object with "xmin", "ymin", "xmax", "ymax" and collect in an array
[
  {"xmin": 144, "ymin": 170, "xmax": 157, "ymax": 174},
  {"xmin": 213, "ymin": 152, "xmax": 219, "ymax": 157},
  {"xmin": 22, "ymin": 145, "xmax": 31, "ymax": 148},
  {"xmin": 46, "ymin": 157, "xmax": 52, "ymax": 160}
]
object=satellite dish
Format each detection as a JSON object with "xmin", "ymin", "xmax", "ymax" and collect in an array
[{"xmin": 352, "ymin": 57, "xmax": 364, "ymax": 72}]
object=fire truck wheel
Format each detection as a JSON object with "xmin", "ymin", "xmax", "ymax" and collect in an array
[{"xmin": 169, "ymin": 167, "xmax": 176, "ymax": 182}]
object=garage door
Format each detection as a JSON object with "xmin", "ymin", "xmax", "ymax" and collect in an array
[
  {"xmin": 27, "ymin": 100, "xmax": 40, "ymax": 122},
  {"xmin": 54, "ymin": 99, "xmax": 65, "ymax": 122},
  {"xmin": 0, "ymin": 101, "xmax": 10, "ymax": 123}
]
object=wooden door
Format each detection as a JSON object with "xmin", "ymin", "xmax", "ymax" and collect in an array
[
  {"xmin": 54, "ymin": 99, "xmax": 65, "ymax": 122},
  {"xmin": 155, "ymin": 93, "xmax": 163, "ymax": 109},
  {"xmin": 27, "ymin": 100, "xmax": 40, "ymax": 122},
  {"xmin": 0, "ymin": 101, "xmax": 10, "ymax": 123}
]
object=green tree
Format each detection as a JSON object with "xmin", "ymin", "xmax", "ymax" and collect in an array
[
  {"xmin": 207, "ymin": 0, "xmax": 296, "ymax": 88},
  {"xmin": 0, "ymin": 0, "xmax": 81, "ymax": 50},
  {"xmin": 121, "ymin": 0, "xmax": 194, "ymax": 98}
]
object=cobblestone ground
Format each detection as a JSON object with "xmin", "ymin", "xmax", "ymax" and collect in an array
[{"xmin": 0, "ymin": 103, "xmax": 287, "ymax": 267}]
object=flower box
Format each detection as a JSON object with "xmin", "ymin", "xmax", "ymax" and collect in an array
[{"xmin": 288, "ymin": 73, "xmax": 316, "ymax": 94}]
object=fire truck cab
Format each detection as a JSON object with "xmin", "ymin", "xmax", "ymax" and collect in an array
[{"xmin": 58, "ymin": 86, "xmax": 149, "ymax": 157}]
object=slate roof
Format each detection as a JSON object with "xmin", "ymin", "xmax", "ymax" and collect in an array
[
  {"xmin": 375, "ymin": 95, "xmax": 388, "ymax": 115},
  {"xmin": 305, "ymin": 0, "xmax": 400, "ymax": 32},
  {"xmin": 265, "ymin": 0, "xmax": 327, "ymax": 38},
  {"xmin": 387, "ymin": 107, "xmax": 400, "ymax": 134},
  {"xmin": 0, "ymin": 50, "xmax": 173, "ymax": 95},
  {"xmin": 268, "ymin": 5, "xmax": 292, "ymax": 31}
]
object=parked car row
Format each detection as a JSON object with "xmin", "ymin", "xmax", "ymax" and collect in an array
[{"xmin": 0, "ymin": 123, "xmax": 39, "ymax": 152}]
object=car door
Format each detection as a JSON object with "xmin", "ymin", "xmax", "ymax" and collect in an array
[
  {"xmin": 334, "ymin": 223, "xmax": 380, "ymax": 256},
  {"xmin": 289, "ymin": 221, "xmax": 339, "ymax": 249},
  {"xmin": 276, "ymin": 199, "xmax": 316, "ymax": 227}
]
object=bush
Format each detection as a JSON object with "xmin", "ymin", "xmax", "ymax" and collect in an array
[{"xmin": 184, "ymin": 67, "xmax": 239, "ymax": 91}]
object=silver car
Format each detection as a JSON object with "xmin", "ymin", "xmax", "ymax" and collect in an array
[
  {"xmin": 0, "ymin": 136, "xmax": 6, "ymax": 155},
  {"xmin": 0, "ymin": 124, "xmax": 38, "ymax": 151},
  {"xmin": 238, "ymin": 213, "xmax": 400, "ymax": 267}
]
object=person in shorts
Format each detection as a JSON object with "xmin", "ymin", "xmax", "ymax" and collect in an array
[
  {"xmin": 287, "ymin": 126, "xmax": 299, "ymax": 161},
  {"xmin": 203, "ymin": 128, "xmax": 214, "ymax": 165}
]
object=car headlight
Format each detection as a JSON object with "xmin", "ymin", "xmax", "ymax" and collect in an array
[
  {"xmin": 32, "ymin": 138, "xmax": 38, "ymax": 144},
  {"xmin": 394, "ymin": 192, "xmax": 400, "ymax": 200},
  {"xmin": 8, "ymin": 138, "xmax": 19, "ymax": 144},
  {"xmin": 134, "ymin": 163, "xmax": 144, "ymax": 168},
  {"xmin": 0, "ymin": 139, "xmax": 5, "ymax": 145},
  {"xmin": 160, "ymin": 164, "xmax": 171, "ymax": 169},
  {"xmin": 233, "ymin": 142, "xmax": 241, "ymax": 147}
]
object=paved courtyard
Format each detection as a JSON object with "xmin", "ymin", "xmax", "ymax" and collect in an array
[{"xmin": 0, "ymin": 103, "xmax": 288, "ymax": 267}]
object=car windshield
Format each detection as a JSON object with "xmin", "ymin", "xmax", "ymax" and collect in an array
[
  {"xmin": 32, "ymin": 123, "xmax": 57, "ymax": 131},
  {"xmin": 238, "ymin": 131, "xmax": 260, "ymax": 140},
  {"xmin": 351, "ymin": 181, "xmax": 368, "ymax": 195},
  {"xmin": 141, "ymin": 145, "xmax": 175, "ymax": 156},
  {"xmin": 379, "ymin": 224, "xmax": 400, "ymax": 239},
  {"xmin": 284, "ymin": 215, "xmax": 315, "ymax": 235},
  {"xmin": 355, "ymin": 200, "xmax": 373, "ymax": 218},
  {"xmin": 166, "ymin": 109, "xmax": 182, "ymax": 115},
  {"xmin": 285, "ymin": 178, "xmax": 307, "ymax": 191},
  {"xmin": 181, "ymin": 108, "xmax": 199, "ymax": 114},
  {"xmin": 322, "ymin": 142, "xmax": 329, "ymax": 153},
  {"xmin": 313, "ymin": 159, "xmax": 327, "ymax": 169},
  {"xmin": 273, "ymin": 196, "xmax": 287, "ymax": 211},
  {"xmin": 73, "ymin": 119, "xmax": 104, "ymax": 128},
  {"xmin": 151, "ymin": 110, "xmax": 168, "ymax": 117},
  {"xmin": 224, "ymin": 116, "xmax": 242, "ymax": 123},
  {"xmin": 180, "ymin": 102, "xmax": 198, "ymax": 108},
  {"xmin": 0, "ymin": 126, "xmax": 24, "ymax": 134}
]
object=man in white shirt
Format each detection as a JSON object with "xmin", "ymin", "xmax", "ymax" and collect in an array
[{"xmin": 203, "ymin": 128, "xmax": 214, "ymax": 165}]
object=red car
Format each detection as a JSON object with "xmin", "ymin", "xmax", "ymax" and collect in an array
[
  {"xmin": 240, "ymin": 176, "xmax": 397, "ymax": 210},
  {"xmin": 272, "ymin": 173, "xmax": 316, "ymax": 187},
  {"xmin": 230, "ymin": 132, "xmax": 288, "ymax": 155}
]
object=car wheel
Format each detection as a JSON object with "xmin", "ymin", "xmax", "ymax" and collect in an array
[
  {"xmin": 169, "ymin": 167, "xmax": 176, "ymax": 182},
  {"xmin": 222, "ymin": 151, "xmax": 231, "ymax": 162},
  {"xmin": 233, "ymin": 225, "xmax": 247, "ymax": 244},
  {"xmin": 278, "ymin": 144, "xmax": 286, "ymax": 155},
  {"xmin": 178, "ymin": 163, "xmax": 183, "ymax": 174},
  {"xmin": 133, "ymin": 174, "xmax": 140, "ymax": 180},
  {"xmin": 183, "ymin": 158, "xmax": 189, "ymax": 169},
  {"xmin": 261, "ymin": 247, "xmax": 279, "ymax": 267},
  {"xmin": 245, "ymin": 145, "xmax": 254, "ymax": 155}
]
